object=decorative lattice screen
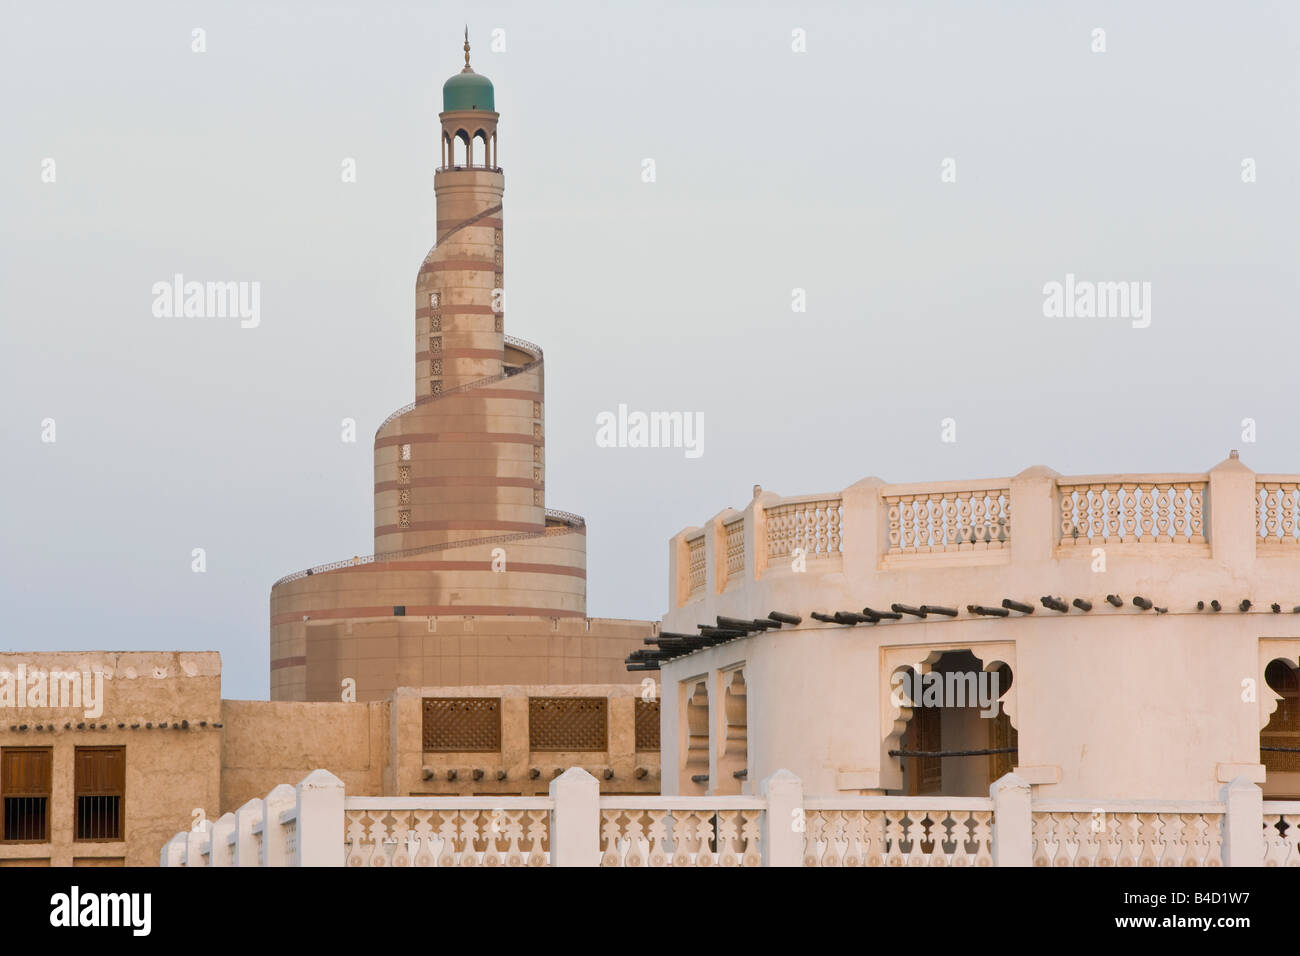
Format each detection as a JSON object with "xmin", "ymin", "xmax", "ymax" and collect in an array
[
  {"xmin": 422, "ymin": 698, "xmax": 502, "ymax": 753},
  {"xmin": 528, "ymin": 697, "xmax": 608, "ymax": 752},
  {"xmin": 635, "ymin": 699, "xmax": 661, "ymax": 752}
]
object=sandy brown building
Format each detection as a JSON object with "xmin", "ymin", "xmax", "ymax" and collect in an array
[
  {"xmin": 0, "ymin": 652, "xmax": 660, "ymax": 867},
  {"xmin": 0, "ymin": 653, "xmax": 221, "ymax": 867},
  {"xmin": 269, "ymin": 36, "xmax": 651, "ymax": 702}
]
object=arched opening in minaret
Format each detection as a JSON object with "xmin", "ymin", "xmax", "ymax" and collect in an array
[
  {"xmin": 473, "ymin": 130, "xmax": 490, "ymax": 168},
  {"xmin": 450, "ymin": 129, "xmax": 470, "ymax": 168}
]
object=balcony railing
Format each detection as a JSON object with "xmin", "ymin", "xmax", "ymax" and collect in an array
[
  {"xmin": 1256, "ymin": 478, "xmax": 1300, "ymax": 546},
  {"xmin": 671, "ymin": 460, "xmax": 1300, "ymax": 605},
  {"xmin": 765, "ymin": 495, "xmax": 843, "ymax": 562},
  {"xmin": 161, "ymin": 768, "xmax": 1300, "ymax": 867},
  {"xmin": 686, "ymin": 535, "xmax": 706, "ymax": 599},
  {"xmin": 883, "ymin": 483, "xmax": 1010, "ymax": 555},
  {"xmin": 345, "ymin": 797, "xmax": 552, "ymax": 867},
  {"xmin": 1058, "ymin": 476, "xmax": 1207, "ymax": 546}
]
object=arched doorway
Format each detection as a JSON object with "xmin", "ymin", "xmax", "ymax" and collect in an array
[
  {"xmin": 1262, "ymin": 658, "xmax": 1300, "ymax": 799},
  {"xmin": 894, "ymin": 650, "xmax": 1017, "ymax": 797}
]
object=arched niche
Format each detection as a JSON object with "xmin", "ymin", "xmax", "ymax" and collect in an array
[
  {"xmin": 879, "ymin": 641, "xmax": 1018, "ymax": 793},
  {"xmin": 679, "ymin": 677, "xmax": 709, "ymax": 795},
  {"xmin": 716, "ymin": 668, "xmax": 747, "ymax": 794}
]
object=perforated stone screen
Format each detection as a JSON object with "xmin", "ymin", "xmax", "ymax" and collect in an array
[
  {"xmin": 422, "ymin": 698, "xmax": 502, "ymax": 753},
  {"xmin": 528, "ymin": 697, "xmax": 607, "ymax": 752},
  {"xmin": 635, "ymin": 699, "xmax": 660, "ymax": 752}
]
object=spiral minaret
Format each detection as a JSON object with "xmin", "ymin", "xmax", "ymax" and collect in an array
[
  {"xmin": 268, "ymin": 35, "xmax": 648, "ymax": 701},
  {"xmin": 384, "ymin": 32, "xmax": 536, "ymax": 554}
]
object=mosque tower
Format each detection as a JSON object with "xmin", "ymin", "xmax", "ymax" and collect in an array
[
  {"xmin": 267, "ymin": 35, "xmax": 648, "ymax": 701},
  {"xmin": 385, "ymin": 29, "xmax": 537, "ymax": 555}
]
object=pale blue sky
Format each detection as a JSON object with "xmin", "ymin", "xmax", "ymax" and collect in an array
[{"xmin": 2, "ymin": 1, "xmax": 1297, "ymax": 699}]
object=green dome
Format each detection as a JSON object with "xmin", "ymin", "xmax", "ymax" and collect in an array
[{"xmin": 443, "ymin": 70, "xmax": 494, "ymax": 112}]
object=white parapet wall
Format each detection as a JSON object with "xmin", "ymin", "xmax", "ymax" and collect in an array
[
  {"xmin": 653, "ymin": 455, "xmax": 1300, "ymax": 803},
  {"xmin": 667, "ymin": 456, "xmax": 1299, "ymax": 613},
  {"xmin": 160, "ymin": 768, "xmax": 1300, "ymax": 867}
]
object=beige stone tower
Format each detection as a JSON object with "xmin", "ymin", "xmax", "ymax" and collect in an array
[
  {"xmin": 268, "ymin": 36, "xmax": 650, "ymax": 701},
  {"xmin": 384, "ymin": 32, "xmax": 534, "ymax": 555}
]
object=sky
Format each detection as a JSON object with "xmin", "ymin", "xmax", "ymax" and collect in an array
[{"xmin": 2, "ymin": 1, "xmax": 1297, "ymax": 699}]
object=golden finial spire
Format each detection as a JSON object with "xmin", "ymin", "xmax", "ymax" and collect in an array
[{"xmin": 463, "ymin": 26, "xmax": 472, "ymax": 71}]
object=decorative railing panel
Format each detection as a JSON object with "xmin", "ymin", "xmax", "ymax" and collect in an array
[
  {"xmin": 765, "ymin": 497, "xmax": 843, "ymax": 561},
  {"xmin": 723, "ymin": 518, "xmax": 745, "ymax": 582},
  {"xmin": 802, "ymin": 803, "xmax": 994, "ymax": 866},
  {"xmin": 1058, "ymin": 479, "xmax": 1206, "ymax": 546},
  {"xmin": 884, "ymin": 488, "xmax": 1010, "ymax": 554},
  {"xmin": 282, "ymin": 813, "xmax": 298, "ymax": 858},
  {"xmin": 344, "ymin": 799, "xmax": 551, "ymax": 867},
  {"xmin": 599, "ymin": 801, "xmax": 763, "ymax": 867},
  {"xmin": 1257, "ymin": 480, "xmax": 1300, "ymax": 546},
  {"xmin": 1031, "ymin": 806, "xmax": 1223, "ymax": 866},
  {"xmin": 164, "ymin": 769, "xmax": 1289, "ymax": 868},
  {"xmin": 1262, "ymin": 805, "xmax": 1300, "ymax": 866},
  {"xmin": 686, "ymin": 535, "xmax": 706, "ymax": 597}
]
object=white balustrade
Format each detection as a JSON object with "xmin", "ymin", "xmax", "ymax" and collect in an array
[
  {"xmin": 1031, "ymin": 803, "xmax": 1224, "ymax": 866},
  {"xmin": 802, "ymin": 799, "xmax": 994, "ymax": 867},
  {"xmin": 344, "ymin": 799, "xmax": 551, "ymax": 867},
  {"xmin": 686, "ymin": 535, "xmax": 706, "ymax": 597},
  {"xmin": 161, "ymin": 770, "xmax": 1290, "ymax": 868},
  {"xmin": 1058, "ymin": 478, "xmax": 1206, "ymax": 546},
  {"xmin": 884, "ymin": 486, "xmax": 1010, "ymax": 554},
  {"xmin": 765, "ymin": 497, "xmax": 843, "ymax": 561},
  {"xmin": 723, "ymin": 518, "xmax": 745, "ymax": 583},
  {"xmin": 1257, "ymin": 480, "xmax": 1300, "ymax": 546},
  {"xmin": 1262, "ymin": 804, "xmax": 1300, "ymax": 866},
  {"xmin": 599, "ymin": 798, "xmax": 764, "ymax": 867}
]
